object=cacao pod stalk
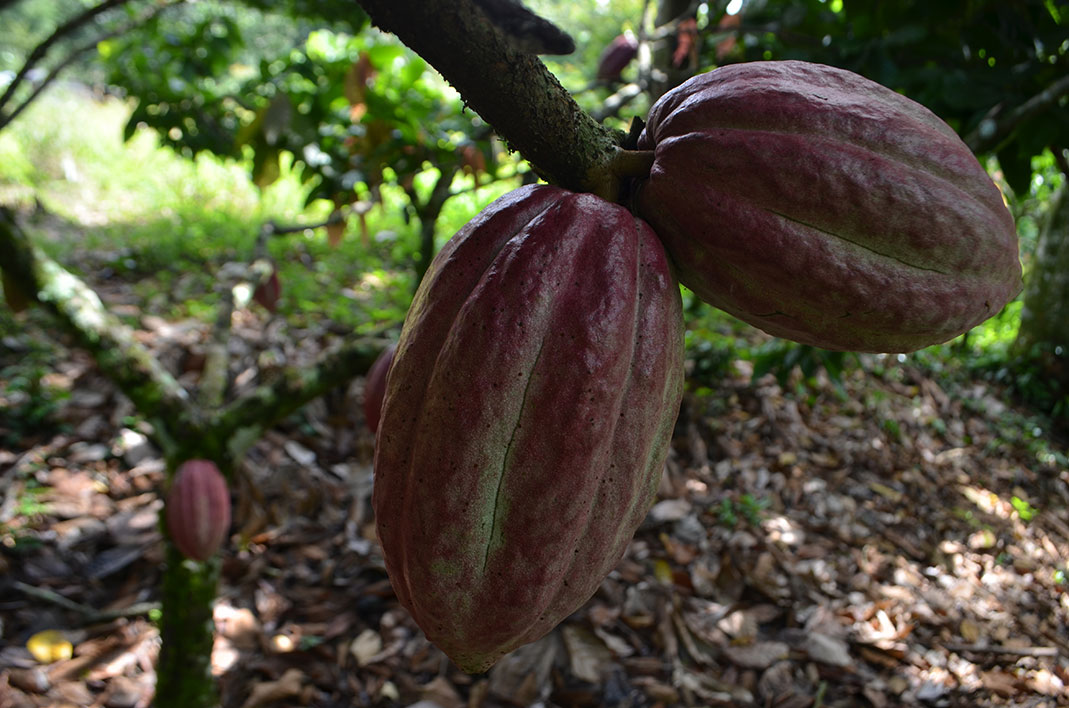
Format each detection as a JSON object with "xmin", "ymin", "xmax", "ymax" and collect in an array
[
  {"xmin": 166, "ymin": 459, "xmax": 231, "ymax": 562},
  {"xmin": 373, "ymin": 184, "xmax": 685, "ymax": 673},
  {"xmin": 634, "ymin": 60, "xmax": 1022, "ymax": 353}
]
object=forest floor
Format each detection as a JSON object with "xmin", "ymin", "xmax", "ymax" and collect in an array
[{"xmin": 2, "ymin": 226, "xmax": 1069, "ymax": 708}]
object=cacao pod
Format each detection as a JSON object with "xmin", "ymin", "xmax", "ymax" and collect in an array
[
  {"xmin": 166, "ymin": 459, "xmax": 231, "ymax": 561},
  {"xmin": 363, "ymin": 342, "xmax": 397, "ymax": 435},
  {"xmin": 373, "ymin": 184, "xmax": 685, "ymax": 673},
  {"xmin": 634, "ymin": 60, "xmax": 1022, "ymax": 353},
  {"xmin": 597, "ymin": 32, "xmax": 639, "ymax": 82},
  {"xmin": 253, "ymin": 268, "xmax": 281, "ymax": 313}
]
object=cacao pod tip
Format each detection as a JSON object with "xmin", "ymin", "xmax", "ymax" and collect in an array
[{"xmin": 166, "ymin": 459, "xmax": 231, "ymax": 561}]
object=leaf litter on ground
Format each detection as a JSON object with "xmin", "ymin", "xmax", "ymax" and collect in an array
[{"xmin": 1, "ymin": 269, "xmax": 1068, "ymax": 708}]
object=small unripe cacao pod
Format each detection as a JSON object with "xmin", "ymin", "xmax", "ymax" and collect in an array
[
  {"xmin": 166, "ymin": 459, "xmax": 231, "ymax": 561},
  {"xmin": 363, "ymin": 342, "xmax": 396, "ymax": 435},
  {"xmin": 634, "ymin": 60, "xmax": 1022, "ymax": 353},
  {"xmin": 373, "ymin": 184, "xmax": 685, "ymax": 673},
  {"xmin": 597, "ymin": 32, "xmax": 638, "ymax": 81}
]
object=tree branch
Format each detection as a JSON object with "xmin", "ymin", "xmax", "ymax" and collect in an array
[
  {"xmin": 0, "ymin": 209, "xmax": 202, "ymax": 445},
  {"xmin": 0, "ymin": 0, "xmax": 134, "ymax": 115},
  {"xmin": 965, "ymin": 74, "xmax": 1069, "ymax": 155},
  {"xmin": 0, "ymin": 0, "xmax": 186, "ymax": 132},
  {"xmin": 210, "ymin": 336, "xmax": 387, "ymax": 458},
  {"xmin": 354, "ymin": 0, "xmax": 625, "ymax": 197}
]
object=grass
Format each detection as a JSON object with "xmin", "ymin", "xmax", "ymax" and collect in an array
[{"xmin": 0, "ymin": 85, "xmax": 496, "ymax": 332}]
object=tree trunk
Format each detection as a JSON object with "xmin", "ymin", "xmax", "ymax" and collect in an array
[
  {"xmin": 155, "ymin": 547, "xmax": 221, "ymax": 708},
  {"xmin": 1016, "ymin": 183, "xmax": 1069, "ymax": 383}
]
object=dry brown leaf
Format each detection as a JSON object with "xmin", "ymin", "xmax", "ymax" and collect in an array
[
  {"xmin": 804, "ymin": 632, "xmax": 852, "ymax": 667},
  {"xmin": 240, "ymin": 668, "xmax": 304, "ymax": 708},
  {"xmin": 560, "ymin": 625, "xmax": 613, "ymax": 684},
  {"xmin": 722, "ymin": 641, "xmax": 789, "ymax": 669},
  {"xmin": 349, "ymin": 628, "xmax": 382, "ymax": 666}
]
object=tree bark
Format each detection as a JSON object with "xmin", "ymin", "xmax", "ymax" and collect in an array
[
  {"xmin": 155, "ymin": 548, "xmax": 221, "ymax": 708},
  {"xmin": 354, "ymin": 0, "xmax": 624, "ymax": 196}
]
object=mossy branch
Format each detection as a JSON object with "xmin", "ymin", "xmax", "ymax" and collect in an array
[
  {"xmin": 0, "ymin": 208, "xmax": 200, "ymax": 448},
  {"xmin": 355, "ymin": 0, "xmax": 626, "ymax": 195}
]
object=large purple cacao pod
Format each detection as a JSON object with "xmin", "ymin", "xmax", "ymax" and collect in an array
[
  {"xmin": 634, "ymin": 60, "xmax": 1022, "ymax": 353},
  {"xmin": 166, "ymin": 459, "xmax": 230, "ymax": 561},
  {"xmin": 373, "ymin": 184, "xmax": 685, "ymax": 673}
]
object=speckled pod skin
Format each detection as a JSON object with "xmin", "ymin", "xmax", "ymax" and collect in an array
[
  {"xmin": 166, "ymin": 460, "xmax": 230, "ymax": 562},
  {"xmin": 372, "ymin": 184, "xmax": 685, "ymax": 673},
  {"xmin": 635, "ymin": 60, "xmax": 1022, "ymax": 353}
]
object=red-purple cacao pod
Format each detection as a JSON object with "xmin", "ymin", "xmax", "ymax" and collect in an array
[
  {"xmin": 597, "ymin": 32, "xmax": 639, "ymax": 81},
  {"xmin": 373, "ymin": 184, "xmax": 685, "ymax": 673},
  {"xmin": 166, "ymin": 459, "xmax": 231, "ymax": 561},
  {"xmin": 634, "ymin": 60, "xmax": 1022, "ymax": 353},
  {"xmin": 363, "ymin": 342, "xmax": 396, "ymax": 435},
  {"xmin": 253, "ymin": 268, "xmax": 281, "ymax": 313}
]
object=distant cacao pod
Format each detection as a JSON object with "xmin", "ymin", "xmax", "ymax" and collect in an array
[
  {"xmin": 373, "ymin": 184, "xmax": 685, "ymax": 673},
  {"xmin": 363, "ymin": 342, "xmax": 396, "ymax": 435},
  {"xmin": 634, "ymin": 60, "xmax": 1022, "ymax": 353},
  {"xmin": 597, "ymin": 32, "xmax": 638, "ymax": 81},
  {"xmin": 253, "ymin": 268, "xmax": 281, "ymax": 313},
  {"xmin": 166, "ymin": 459, "xmax": 230, "ymax": 561}
]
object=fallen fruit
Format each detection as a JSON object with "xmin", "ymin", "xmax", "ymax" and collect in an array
[
  {"xmin": 634, "ymin": 60, "xmax": 1022, "ymax": 353},
  {"xmin": 373, "ymin": 184, "xmax": 685, "ymax": 673}
]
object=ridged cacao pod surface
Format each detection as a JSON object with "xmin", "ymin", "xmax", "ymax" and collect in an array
[
  {"xmin": 634, "ymin": 60, "xmax": 1022, "ymax": 353},
  {"xmin": 597, "ymin": 32, "xmax": 639, "ymax": 81},
  {"xmin": 363, "ymin": 342, "xmax": 397, "ymax": 435},
  {"xmin": 166, "ymin": 460, "xmax": 231, "ymax": 561},
  {"xmin": 373, "ymin": 184, "xmax": 685, "ymax": 673}
]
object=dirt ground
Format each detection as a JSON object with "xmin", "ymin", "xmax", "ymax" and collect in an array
[{"xmin": 2, "ymin": 295, "xmax": 1068, "ymax": 708}]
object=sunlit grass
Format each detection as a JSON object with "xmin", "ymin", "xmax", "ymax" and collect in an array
[{"xmin": 0, "ymin": 86, "xmax": 425, "ymax": 329}]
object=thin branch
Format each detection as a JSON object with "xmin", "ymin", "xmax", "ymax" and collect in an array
[
  {"xmin": 211, "ymin": 335, "xmax": 390, "ymax": 457},
  {"xmin": 13, "ymin": 581, "xmax": 160, "ymax": 624},
  {"xmin": 0, "ymin": 0, "xmax": 185, "ymax": 132},
  {"xmin": 965, "ymin": 74, "xmax": 1069, "ymax": 155},
  {"xmin": 0, "ymin": 0, "xmax": 134, "ymax": 115},
  {"xmin": 262, "ymin": 210, "xmax": 348, "ymax": 238},
  {"xmin": 592, "ymin": 81, "xmax": 644, "ymax": 123},
  {"xmin": 942, "ymin": 642, "xmax": 1060, "ymax": 658}
]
